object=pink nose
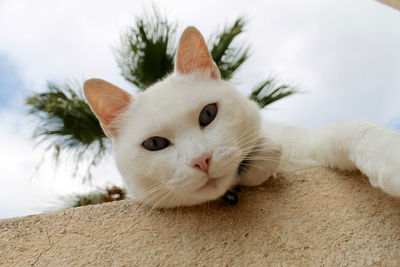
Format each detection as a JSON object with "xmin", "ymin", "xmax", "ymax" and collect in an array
[{"xmin": 191, "ymin": 152, "xmax": 211, "ymax": 174}]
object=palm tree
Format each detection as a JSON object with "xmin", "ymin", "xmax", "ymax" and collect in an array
[
  {"xmin": 26, "ymin": 81, "xmax": 108, "ymax": 182},
  {"xmin": 26, "ymin": 9, "xmax": 296, "ymax": 207}
]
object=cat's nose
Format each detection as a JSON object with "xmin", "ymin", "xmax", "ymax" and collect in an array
[{"xmin": 191, "ymin": 152, "xmax": 211, "ymax": 174}]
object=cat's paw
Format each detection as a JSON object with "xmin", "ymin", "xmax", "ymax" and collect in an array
[
  {"xmin": 351, "ymin": 125, "xmax": 400, "ymax": 197},
  {"xmin": 379, "ymin": 172, "xmax": 400, "ymax": 197},
  {"xmin": 364, "ymin": 164, "xmax": 400, "ymax": 197}
]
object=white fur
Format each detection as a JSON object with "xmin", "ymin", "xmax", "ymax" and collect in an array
[
  {"xmin": 262, "ymin": 120, "xmax": 400, "ymax": 197},
  {"xmin": 111, "ymin": 71, "xmax": 400, "ymax": 207},
  {"xmin": 84, "ymin": 26, "xmax": 400, "ymax": 208},
  {"xmin": 113, "ymin": 73, "xmax": 261, "ymax": 207}
]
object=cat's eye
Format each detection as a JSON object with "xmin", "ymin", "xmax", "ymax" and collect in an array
[
  {"xmin": 142, "ymin": 136, "xmax": 170, "ymax": 151},
  {"xmin": 199, "ymin": 103, "xmax": 218, "ymax": 127}
]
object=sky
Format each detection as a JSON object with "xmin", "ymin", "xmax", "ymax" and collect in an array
[{"xmin": 0, "ymin": 0, "xmax": 399, "ymax": 219}]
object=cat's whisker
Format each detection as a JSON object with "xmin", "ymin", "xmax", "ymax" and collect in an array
[
  {"xmin": 240, "ymin": 146, "xmax": 280, "ymax": 154},
  {"xmin": 171, "ymin": 193, "xmax": 184, "ymax": 212},
  {"xmin": 242, "ymin": 152, "xmax": 282, "ymax": 159},
  {"xmin": 239, "ymin": 138, "xmax": 280, "ymax": 153},
  {"xmin": 243, "ymin": 157, "xmax": 281, "ymax": 163},
  {"xmin": 229, "ymin": 130, "xmax": 259, "ymax": 149},
  {"xmin": 240, "ymin": 171, "xmax": 255, "ymax": 183},
  {"xmin": 234, "ymin": 126, "xmax": 258, "ymax": 143},
  {"xmin": 240, "ymin": 162, "xmax": 272, "ymax": 173},
  {"xmin": 163, "ymin": 191, "xmax": 177, "ymax": 209},
  {"xmin": 239, "ymin": 145, "xmax": 281, "ymax": 156},
  {"xmin": 242, "ymin": 151, "xmax": 279, "ymax": 158},
  {"xmin": 150, "ymin": 191, "xmax": 174, "ymax": 211},
  {"xmin": 140, "ymin": 184, "xmax": 164, "ymax": 200},
  {"xmin": 143, "ymin": 189, "xmax": 165, "ymax": 208},
  {"xmin": 137, "ymin": 184, "xmax": 166, "ymax": 212},
  {"xmin": 233, "ymin": 130, "xmax": 261, "ymax": 147}
]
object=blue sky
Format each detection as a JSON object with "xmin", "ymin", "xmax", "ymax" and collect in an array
[
  {"xmin": 388, "ymin": 118, "xmax": 400, "ymax": 130},
  {"xmin": 0, "ymin": 0, "xmax": 399, "ymax": 219},
  {"xmin": 0, "ymin": 55, "xmax": 25, "ymax": 107}
]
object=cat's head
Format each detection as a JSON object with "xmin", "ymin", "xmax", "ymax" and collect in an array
[{"xmin": 84, "ymin": 27, "xmax": 261, "ymax": 207}]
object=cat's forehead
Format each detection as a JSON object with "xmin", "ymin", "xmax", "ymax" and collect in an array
[
  {"xmin": 135, "ymin": 75, "xmax": 225, "ymax": 114},
  {"xmin": 122, "ymin": 74, "xmax": 228, "ymax": 138},
  {"xmin": 147, "ymin": 75, "xmax": 221, "ymax": 103}
]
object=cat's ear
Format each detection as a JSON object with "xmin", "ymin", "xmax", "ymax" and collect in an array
[
  {"xmin": 84, "ymin": 78, "xmax": 132, "ymax": 138},
  {"xmin": 176, "ymin": 26, "xmax": 220, "ymax": 79}
]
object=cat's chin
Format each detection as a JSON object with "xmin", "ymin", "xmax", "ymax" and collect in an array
[
  {"xmin": 196, "ymin": 176, "xmax": 224, "ymax": 192},
  {"xmin": 191, "ymin": 174, "xmax": 235, "ymax": 203}
]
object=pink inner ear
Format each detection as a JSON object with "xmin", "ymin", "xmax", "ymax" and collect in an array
[
  {"xmin": 93, "ymin": 90, "xmax": 130, "ymax": 125},
  {"xmin": 176, "ymin": 27, "xmax": 220, "ymax": 79},
  {"xmin": 84, "ymin": 79, "xmax": 131, "ymax": 137}
]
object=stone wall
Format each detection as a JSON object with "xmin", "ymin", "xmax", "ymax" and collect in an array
[{"xmin": 2, "ymin": 167, "xmax": 400, "ymax": 266}]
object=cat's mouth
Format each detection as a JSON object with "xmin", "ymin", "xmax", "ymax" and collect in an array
[{"xmin": 196, "ymin": 152, "xmax": 253, "ymax": 192}]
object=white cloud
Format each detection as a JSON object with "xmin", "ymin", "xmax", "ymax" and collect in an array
[{"xmin": 0, "ymin": 108, "xmax": 122, "ymax": 218}]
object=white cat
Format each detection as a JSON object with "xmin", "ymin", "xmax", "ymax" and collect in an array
[{"xmin": 84, "ymin": 27, "xmax": 400, "ymax": 208}]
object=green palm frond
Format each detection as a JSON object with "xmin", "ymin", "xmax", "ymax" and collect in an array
[
  {"xmin": 210, "ymin": 17, "xmax": 250, "ymax": 80},
  {"xmin": 26, "ymin": 10, "xmax": 298, "ymax": 209},
  {"xmin": 45, "ymin": 186, "xmax": 126, "ymax": 210},
  {"xmin": 71, "ymin": 186, "xmax": 126, "ymax": 207},
  {"xmin": 116, "ymin": 12, "xmax": 251, "ymax": 89},
  {"xmin": 249, "ymin": 79, "xmax": 297, "ymax": 108},
  {"xmin": 26, "ymin": 81, "xmax": 109, "ymax": 181},
  {"xmin": 116, "ymin": 8, "xmax": 177, "ymax": 90}
]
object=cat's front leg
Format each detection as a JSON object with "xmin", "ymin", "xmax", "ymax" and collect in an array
[
  {"xmin": 317, "ymin": 121, "xmax": 400, "ymax": 197},
  {"xmin": 349, "ymin": 123, "xmax": 400, "ymax": 197}
]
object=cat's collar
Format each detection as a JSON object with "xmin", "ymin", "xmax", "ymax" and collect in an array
[{"xmin": 236, "ymin": 158, "xmax": 249, "ymax": 176}]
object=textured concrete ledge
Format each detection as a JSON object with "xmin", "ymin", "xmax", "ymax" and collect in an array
[{"xmin": 1, "ymin": 167, "xmax": 400, "ymax": 266}]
